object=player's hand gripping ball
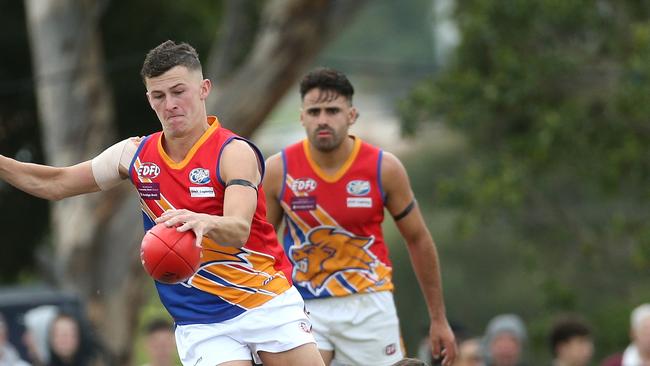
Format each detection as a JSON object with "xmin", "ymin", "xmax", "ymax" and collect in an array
[{"xmin": 140, "ymin": 223, "xmax": 201, "ymax": 284}]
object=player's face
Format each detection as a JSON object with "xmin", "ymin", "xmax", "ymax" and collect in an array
[
  {"xmin": 300, "ymin": 88, "xmax": 357, "ymax": 152},
  {"xmin": 145, "ymin": 66, "xmax": 211, "ymax": 138}
]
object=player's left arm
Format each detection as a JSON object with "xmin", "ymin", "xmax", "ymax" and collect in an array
[
  {"xmin": 381, "ymin": 152, "xmax": 457, "ymax": 365},
  {"xmin": 156, "ymin": 139, "xmax": 259, "ymax": 248}
]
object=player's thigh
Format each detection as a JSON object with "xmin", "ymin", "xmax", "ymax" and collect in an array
[
  {"xmin": 315, "ymin": 292, "xmax": 404, "ymax": 366},
  {"xmin": 332, "ymin": 311, "xmax": 403, "ymax": 366},
  {"xmin": 258, "ymin": 343, "xmax": 325, "ymax": 366},
  {"xmin": 175, "ymin": 323, "xmax": 253, "ymax": 366},
  {"xmin": 219, "ymin": 361, "xmax": 252, "ymax": 366},
  {"xmin": 235, "ymin": 287, "xmax": 318, "ymax": 363},
  {"xmin": 319, "ymin": 349, "xmax": 334, "ymax": 366}
]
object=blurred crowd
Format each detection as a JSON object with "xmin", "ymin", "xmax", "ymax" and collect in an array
[
  {"xmin": 0, "ymin": 304, "xmax": 109, "ymax": 366},
  {"xmin": 0, "ymin": 306, "xmax": 176, "ymax": 366},
  {"xmin": 414, "ymin": 303, "xmax": 650, "ymax": 366},
  {"xmin": 2, "ymin": 303, "xmax": 650, "ymax": 365}
]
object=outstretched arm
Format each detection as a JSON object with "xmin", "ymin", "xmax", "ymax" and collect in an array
[
  {"xmin": 0, "ymin": 156, "xmax": 98, "ymax": 201},
  {"xmin": 381, "ymin": 152, "xmax": 457, "ymax": 366},
  {"xmin": 0, "ymin": 138, "xmax": 137, "ymax": 200}
]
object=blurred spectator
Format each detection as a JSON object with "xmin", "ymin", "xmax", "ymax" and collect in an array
[
  {"xmin": 483, "ymin": 314, "xmax": 527, "ymax": 366},
  {"xmin": 549, "ymin": 314, "xmax": 593, "ymax": 366},
  {"xmin": 418, "ymin": 322, "xmax": 468, "ymax": 365},
  {"xmin": 46, "ymin": 312, "xmax": 98, "ymax": 366},
  {"xmin": 455, "ymin": 338, "xmax": 485, "ymax": 366},
  {"xmin": 141, "ymin": 318, "xmax": 176, "ymax": 366},
  {"xmin": 0, "ymin": 312, "xmax": 30, "ymax": 366},
  {"xmin": 601, "ymin": 303, "xmax": 650, "ymax": 366},
  {"xmin": 22, "ymin": 305, "xmax": 59, "ymax": 365}
]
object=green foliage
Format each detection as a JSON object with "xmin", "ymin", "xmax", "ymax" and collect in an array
[
  {"xmin": 323, "ymin": 0, "xmax": 435, "ymax": 64},
  {"xmin": 399, "ymin": 0, "xmax": 650, "ymax": 360}
]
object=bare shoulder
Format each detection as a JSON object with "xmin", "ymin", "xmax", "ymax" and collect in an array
[
  {"xmin": 265, "ymin": 152, "xmax": 283, "ymax": 174},
  {"xmin": 381, "ymin": 151, "xmax": 408, "ymax": 180},
  {"xmin": 220, "ymin": 139, "xmax": 260, "ymax": 183},
  {"xmin": 380, "ymin": 150, "xmax": 413, "ymax": 213},
  {"xmin": 223, "ymin": 138, "xmax": 255, "ymax": 154},
  {"xmin": 220, "ymin": 139, "xmax": 259, "ymax": 167},
  {"xmin": 263, "ymin": 152, "xmax": 283, "ymax": 194}
]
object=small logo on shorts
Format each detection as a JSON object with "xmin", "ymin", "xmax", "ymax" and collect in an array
[
  {"xmin": 299, "ymin": 321, "xmax": 312, "ymax": 333},
  {"xmin": 193, "ymin": 356, "xmax": 203, "ymax": 365},
  {"xmin": 385, "ymin": 343, "xmax": 397, "ymax": 355}
]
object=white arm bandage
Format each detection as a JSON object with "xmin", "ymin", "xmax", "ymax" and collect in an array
[{"xmin": 91, "ymin": 138, "xmax": 139, "ymax": 190}]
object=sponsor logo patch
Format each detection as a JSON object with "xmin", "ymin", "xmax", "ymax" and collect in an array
[
  {"xmin": 137, "ymin": 162, "xmax": 160, "ymax": 179},
  {"xmin": 291, "ymin": 196, "xmax": 316, "ymax": 211},
  {"xmin": 299, "ymin": 321, "xmax": 312, "ymax": 333},
  {"xmin": 385, "ymin": 343, "xmax": 397, "ymax": 356},
  {"xmin": 346, "ymin": 180, "xmax": 371, "ymax": 196},
  {"xmin": 137, "ymin": 182, "xmax": 160, "ymax": 200},
  {"xmin": 347, "ymin": 197, "xmax": 372, "ymax": 208},
  {"xmin": 189, "ymin": 168, "xmax": 210, "ymax": 185},
  {"xmin": 291, "ymin": 178, "xmax": 317, "ymax": 193},
  {"xmin": 189, "ymin": 186, "xmax": 215, "ymax": 198}
]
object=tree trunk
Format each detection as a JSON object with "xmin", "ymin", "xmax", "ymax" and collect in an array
[
  {"xmin": 24, "ymin": 0, "xmax": 147, "ymax": 364},
  {"xmin": 207, "ymin": 0, "xmax": 368, "ymax": 137},
  {"xmin": 24, "ymin": 0, "xmax": 368, "ymax": 364}
]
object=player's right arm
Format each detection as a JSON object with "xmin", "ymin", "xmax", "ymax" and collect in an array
[
  {"xmin": 0, "ymin": 157, "xmax": 98, "ymax": 201},
  {"xmin": 263, "ymin": 152, "xmax": 284, "ymax": 232},
  {"xmin": 0, "ymin": 138, "xmax": 138, "ymax": 201}
]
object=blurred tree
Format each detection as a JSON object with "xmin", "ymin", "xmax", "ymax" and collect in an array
[
  {"xmin": 16, "ymin": 0, "xmax": 367, "ymax": 363},
  {"xmin": 0, "ymin": 1, "xmax": 47, "ymax": 282},
  {"xmin": 207, "ymin": 0, "xmax": 368, "ymax": 136},
  {"xmin": 399, "ymin": 0, "xmax": 650, "ymax": 360}
]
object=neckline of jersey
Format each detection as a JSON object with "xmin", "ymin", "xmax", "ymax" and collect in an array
[
  {"xmin": 302, "ymin": 136, "xmax": 362, "ymax": 183},
  {"xmin": 157, "ymin": 116, "xmax": 220, "ymax": 170}
]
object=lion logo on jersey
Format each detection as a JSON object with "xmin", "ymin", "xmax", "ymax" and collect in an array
[{"xmin": 290, "ymin": 226, "xmax": 379, "ymax": 295}]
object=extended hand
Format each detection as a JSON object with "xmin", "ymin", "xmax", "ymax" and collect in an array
[
  {"xmin": 155, "ymin": 209, "xmax": 214, "ymax": 247},
  {"xmin": 429, "ymin": 318, "xmax": 457, "ymax": 366}
]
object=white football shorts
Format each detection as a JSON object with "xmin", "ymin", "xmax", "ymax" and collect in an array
[
  {"xmin": 174, "ymin": 286, "xmax": 316, "ymax": 366},
  {"xmin": 306, "ymin": 291, "xmax": 404, "ymax": 366}
]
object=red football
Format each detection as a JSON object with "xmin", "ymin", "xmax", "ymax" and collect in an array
[{"xmin": 140, "ymin": 223, "xmax": 201, "ymax": 284}]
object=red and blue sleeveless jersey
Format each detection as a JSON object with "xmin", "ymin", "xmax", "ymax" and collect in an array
[
  {"xmin": 279, "ymin": 137, "xmax": 394, "ymax": 300},
  {"xmin": 129, "ymin": 116, "xmax": 292, "ymax": 325}
]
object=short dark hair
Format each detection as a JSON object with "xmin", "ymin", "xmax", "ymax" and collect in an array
[
  {"xmin": 299, "ymin": 67, "xmax": 354, "ymax": 102},
  {"xmin": 549, "ymin": 316, "xmax": 592, "ymax": 356},
  {"xmin": 145, "ymin": 318, "xmax": 173, "ymax": 335},
  {"xmin": 141, "ymin": 40, "xmax": 202, "ymax": 82}
]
